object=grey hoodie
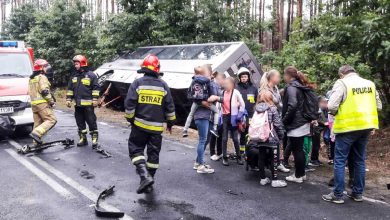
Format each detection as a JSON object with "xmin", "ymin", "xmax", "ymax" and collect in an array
[{"xmin": 253, "ymin": 103, "xmax": 285, "ymax": 146}]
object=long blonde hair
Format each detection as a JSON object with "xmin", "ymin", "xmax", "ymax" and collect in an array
[{"xmin": 260, "ymin": 69, "xmax": 280, "ymax": 91}]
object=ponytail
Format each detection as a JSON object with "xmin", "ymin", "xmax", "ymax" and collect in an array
[
  {"xmin": 260, "ymin": 69, "xmax": 280, "ymax": 91},
  {"xmin": 284, "ymin": 66, "xmax": 316, "ymax": 89}
]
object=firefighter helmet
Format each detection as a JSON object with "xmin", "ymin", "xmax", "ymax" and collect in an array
[
  {"xmin": 33, "ymin": 59, "xmax": 49, "ymax": 72},
  {"xmin": 72, "ymin": 55, "xmax": 88, "ymax": 67},
  {"xmin": 141, "ymin": 54, "xmax": 160, "ymax": 73}
]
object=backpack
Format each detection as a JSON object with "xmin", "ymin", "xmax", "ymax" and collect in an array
[
  {"xmin": 248, "ymin": 110, "xmax": 272, "ymax": 142},
  {"xmin": 300, "ymin": 88, "xmax": 319, "ymax": 121},
  {"xmin": 187, "ymin": 80, "xmax": 209, "ymax": 101}
]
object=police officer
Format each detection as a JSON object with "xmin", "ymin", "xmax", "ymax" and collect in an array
[
  {"xmin": 322, "ymin": 65, "xmax": 382, "ymax": 204},
  {"xmin": 29, "ymin": 59, "xmax": 57, "ymax": 145},
  {"xmin": 236, "ymin": 67, "xmax": 258, "ymax": 154},
  {"xmin": 66, "ymin": 55, "xmax": 100, "ymax": 148},
  {"xmin": 124, "ymin": 54, "xmax": 176, "ymax": 194}
]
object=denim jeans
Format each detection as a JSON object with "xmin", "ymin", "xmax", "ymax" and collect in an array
[
  {"xmin": 195, "ymin": 119, "xmax": 210, "ymax": 165},
  {"xmin": 334, "ymin": 129, "xmax": 371, "ymax": 198}
]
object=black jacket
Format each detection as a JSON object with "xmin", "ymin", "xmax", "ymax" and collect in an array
[
  {"xmin": 282, "ymin": 80, "xmax": 311, "ymax": 131},
  {"xmin": 237, "ymin": 81, "xmax": 258, "ymax": 117},
  {"xmin": 66, "ymin": 69, "xmax": 99, "ymax": 107},
  {"xmin": 124, "ymin": 68, "xmax": 176, "ymax": 134}
]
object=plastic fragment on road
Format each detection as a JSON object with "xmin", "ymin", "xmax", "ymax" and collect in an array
[{"xmin": 95, "ymin": 185, "xmax": 125, "ymax": 218}]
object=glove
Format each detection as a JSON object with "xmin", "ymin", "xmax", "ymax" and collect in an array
[
  {"xmin": 66, "ymin": 101, "xmax": 72, "ymax": 108},
  {"xmin": 49, "ymin": 101, "xmax": 56, "ymax": 108},
  {"xmin": 167, "ymin": 122, "xmax": 174, "ymax": 134},
  {"xmin": 93, "ymin": 100, "xmax": 98, "ymax": 107}
]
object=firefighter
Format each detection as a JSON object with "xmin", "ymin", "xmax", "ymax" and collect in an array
[
  {"xmin": 236, "ymin": 67, "xmax": 258, "ymax": 155},
  {"xmin": 124, "ymin": 54, "xmax": 176, "ymax": 194},
  {"xmin": 66, "ymin": 55, "xmax": 100, "ymax": 148},
  {"xmin": 29, "ymin": 59, "xmax": 57, "ymax": 145}
]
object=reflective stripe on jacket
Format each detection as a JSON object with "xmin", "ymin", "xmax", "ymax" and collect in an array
[
  {"xmin": 28, "ymin": 74, "xmax": 53, "ymax": 107},
  {"xmin": 66, "ymin": 70, "xmax": 99, "ymax": 106},
  {"xmin": 124, "ymin": 73, "xmax": 176, "ymax": 134},
  {"xmin": 333, "ymin": 75, "xmax": 378, "ymax": 133}
]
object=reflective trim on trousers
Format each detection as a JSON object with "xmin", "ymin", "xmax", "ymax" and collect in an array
[
  {"xmin": 146, "ymin": 162, "xmax": 159, "ymax": 169},
  {"xmin": 131, "ymin": 155, "xmax": 146, "ymax": 164}
]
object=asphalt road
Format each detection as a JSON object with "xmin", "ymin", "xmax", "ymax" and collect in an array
[{"xmin": 1, "ymin": 110, "xmax": 390, "ymax": 220}]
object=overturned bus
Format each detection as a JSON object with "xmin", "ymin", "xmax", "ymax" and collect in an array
[{"xmin": 94, "ymin": 42, "xmax": 263, "ymax": 124}]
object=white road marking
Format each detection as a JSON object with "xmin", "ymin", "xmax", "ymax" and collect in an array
[
  {"xmin": 4, "ymin": 148, "xmax": 75, "ymax": 200},
  {"xmin": 31, "ymin": 157, "xmax": 134, "ymax": 220},
  {"xmin": 163, "ymin": 139, "xmax": 195, "ymax": 149},
  {"xmin": 8, "ymin": 140, "xmax": 133, "ymax": 220}
]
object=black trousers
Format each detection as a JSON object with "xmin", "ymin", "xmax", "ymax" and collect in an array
[
  {"xmin": 75, "ymin": 106, "xmax": 97, "ymax": 132},
  {"xmin": 209, "ymin": 125, "xmax": 222, "ymax": 156},
  {"xmin": 288, "ymin": 136, "xmax": 306, "ymax": 178},
  {"xmin": 222, "ymin": 114, "xmax": 240, "ymax": 158},
  {"xmin": 128, "ymin": 126, "xmax": 162, "ymax": 175},
  {"xmin": 311, "ymin": 131, "xmax": 321, "ymax": 161},
  {"xmin": 247, "ymin": 145, "xmax": 278, "ymax": 180}
]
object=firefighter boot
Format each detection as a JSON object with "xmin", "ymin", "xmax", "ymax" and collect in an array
[
  {"xmin": 91, "ymin": 130, "xmax": 99, "ymax": 149},
  {"xmin": 29, "ymin": 132, "xmax": 43, "ymax": 145},
  {"xmin": 144, "ymin": 169, "xmax": 156, "ymax": 193},
  {"xmin": 135, "ymin": 164, "xmax": 154, "ymax": 194},
  {"xmin": 77, "ymin": 130, "xmax": 88, "ymax": 147}
]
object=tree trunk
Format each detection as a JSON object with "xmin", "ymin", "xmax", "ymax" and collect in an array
[
  {"xmin": 279, "ymin": 0, "xmax": 284, "ymax": 47},
  {"xmin": 286, "ymin": 0, "xmax": 291, "ymax": 41},
  {"xmin": 259, "ymin": 0, "xmax": 263, "ymax": 44},
  {"xmin": 297, "ymin": 0, "xmax": 302, "ymax": 27},
  {"xmin": 272, "ymin": 0, "xmax": 280, "ymax": 51}
]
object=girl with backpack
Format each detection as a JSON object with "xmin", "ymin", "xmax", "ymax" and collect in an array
[
  {"xmin": 247, "ymin": 91, "xmax": 287, "ymax": 188},
  {"xmin": 221, "ymin": 77, "xmax": 245, "ymax": 166},
  {"xmin": 282, "ymin": 67, "xmax": 317, "ymax": 183}
]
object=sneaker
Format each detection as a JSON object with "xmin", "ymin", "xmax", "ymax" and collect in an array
[
  {"xmin": 277, "ymin": 164, "xmax": 290, "ymax": 173},
  {"xmin": 193, "ymin": 162, "xmax": 200, "ymax": 170},
  {"xmin": 197, "ymin": 165, "xmax": 215, "ymax": 174},
  {"xmin": 322, "ymin": 192, "xmax": 344, "ymax": 204},
  {"xmin": 182, "ymin": 130, "xmax": 188, "ymax": 138},
  {"xmin": 260, "ymin": 178, "xmax": 271, "ymax": 186},
  {"xmin": 309, "ymin": 160, "xmax": 322, "ymax": 167},
  {"xmin": 222, "ymin": 157, "xmax": 229, "ymax": 166},
  {"xmin": 328, "ymin": 160, "xmax": 334, "ymax": 165},
  {"xmin": 210, "ymin": 155, "xmax": 219, "ymax": 161},
  {"xmin": 346, "ymin": 192, "xmax": 363, "ymax": 202},
  {"xmin": 210, "ymin": 129, "xmax": 219, "ymax": 138},
  {"xmin": 286, "ymin": 174, "xmax": 304, "ymax": 183},
  {"xmin": 283, "ymin": 161, "xmax": 292, "ymax": 169},
  {"xmin": 305, "ymin": 165, "xmax": 316, "ymax": 172},
  {"xmin": 271, "ymin": 180, "xmax": 287, "ymax": 188}
]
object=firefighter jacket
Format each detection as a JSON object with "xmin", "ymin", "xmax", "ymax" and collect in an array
[
  {"xmin": 28, "ymin": 72, "xmax": 54, "ymax": 112},
  {"xmin": 66, "ymin": 69, "xmax": 99, "ymax": 107},
  {"xmin": 237, "ymin": 82, "xmax": 258, "ymax": 118},
  {"xmin": 124, "ymin": 68, "xmax": 176, "ymax": 134}
]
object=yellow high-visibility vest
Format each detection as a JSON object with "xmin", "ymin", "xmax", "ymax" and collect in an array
[{"xmin": 333, "ymin": 75, "xmax": 379, "ymax": 134}]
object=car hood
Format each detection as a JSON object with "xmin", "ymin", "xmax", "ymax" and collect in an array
[{"xmin": 0, "ymin": 77, "xmax": 29, "ymax": 96}]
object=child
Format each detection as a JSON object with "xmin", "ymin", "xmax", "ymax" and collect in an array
[
  {"xmin": 310, "ymin": 96, "xmax": 329, "ymax": 166},
  {"xmin": 183, "ymin": 65, "xmax": 220, "ymax": 138},
  {"xmin": 247, "ymin": 91, "xmax": 287, "ymax": 187}
]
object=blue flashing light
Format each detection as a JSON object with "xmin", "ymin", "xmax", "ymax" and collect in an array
[{"xmin": 0, "ymin": 41, "xmax": 18, "ymax": 48}]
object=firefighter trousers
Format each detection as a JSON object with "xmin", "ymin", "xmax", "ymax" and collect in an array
[
  {"xmin": 32, "ymin": 104, "xmax": 57, "ymax": 138},
  {"xmin": 74, "ymin": 106, "xmax": 97, "ymax": 132},
  {"xmin": 128, "ymin": 126, "xmax": 162, "ymax": 176}
]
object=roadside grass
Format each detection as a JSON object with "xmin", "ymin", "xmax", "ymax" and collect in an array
[{"xmin": 54, "ymin": 87, "xmax": 390, "ymax": 202}]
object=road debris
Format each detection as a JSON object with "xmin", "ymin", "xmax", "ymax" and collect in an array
[
  {"xmin": 80, "ymin": 170, "xmax": 95, "ymax": 179},
  {"xmin": 17, "ymin": 138, "xmax": 74, "ymax": 154},
  {"xmin": 95, "ymin": 185, "xmax": 124, "ymax": 218}
]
